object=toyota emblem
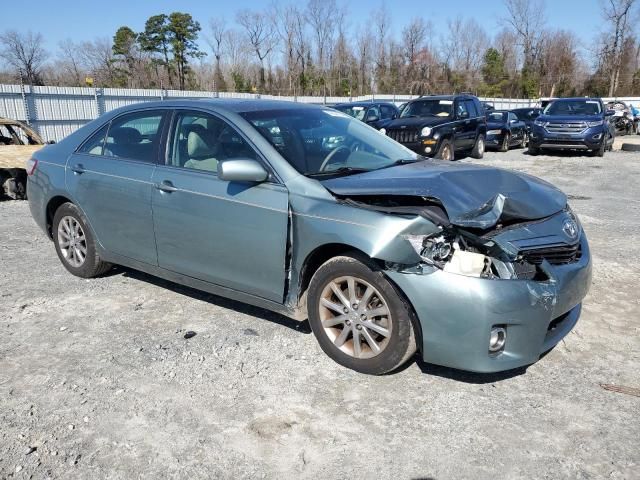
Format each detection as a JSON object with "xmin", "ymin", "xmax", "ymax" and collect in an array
[{"xmin": 562, "ymin": 219, "xmax": 578, "ymax": 240}]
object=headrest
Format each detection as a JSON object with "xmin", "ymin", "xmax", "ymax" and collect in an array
[
  {"xmin": 187, "ymin": 129, "xmax": 217, "ymax": 159},
  {"xmin": 110, "ymin": 127, "xmax": 142, "ymax": 145}
]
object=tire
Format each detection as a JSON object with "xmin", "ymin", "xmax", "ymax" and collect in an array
[
  {"xmin": 499, "ymin": 132, "xmax": 510, "ymax": 152},
  {"xmin": 594, "ymin": 141, "xmax": 606, "ymax": 157},
  {"xmin": 307, "ymin": 254, "xmax": 417, "ymax": 375},
  {"xmin": 52, "ymin": 202, "xmax": 112, "ymax": 278},
  {"xmin": 470, "ymin": 134, "xmax": 485, "ymax": 159},
  {"xmin": 528, "ymin": 145, "xmax": 539, "ymax": 155},
  {"xmin": 521, "ymin": 133, "xmax": 529, "ymax": 148},
  {"xmin": 621, "ymin": 142, "xmax": 640, "ymax": 152},
  {"xmin": 435, "ymin": 138, "xmax": 454, "ymax": 161}
]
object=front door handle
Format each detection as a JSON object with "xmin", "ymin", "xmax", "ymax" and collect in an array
[
  {"xmin": 71, "ymin": 163, "xmax": 85, "ymax": 175},
  {"xmin": 155, "ymin": 180, "xmax": 178, "ymax": 193}
]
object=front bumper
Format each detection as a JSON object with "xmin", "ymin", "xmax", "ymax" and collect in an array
[
  {"xmin": 485, "ymin": 132, "xmax": 505, "ymax": 147},
  {"xmin": 386, "ymin": 234, "xmax": 592, "ymax": 373},
  {"xmin": 530, "ymin": 125, "xmax": 604, "ymax": 151}
]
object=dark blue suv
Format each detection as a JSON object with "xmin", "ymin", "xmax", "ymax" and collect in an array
[{"xmin": 528, "ymin": 98, "xmax": 615, "ymax": 156}]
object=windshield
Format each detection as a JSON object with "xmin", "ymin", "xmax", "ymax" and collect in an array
[
  {"xmin": 240, "ymin": 108, "xmax": 420, "ymax": 176},
  {"xmin": 333, "ymin": 105, "xmax": 368, "ymax": 121},
  {"xmin": 486, "ymin": 112, "xmax": 507, "ymax": 122},
  {"xmin": 400, "ymin": 99, "xmax": 452, "ymax": 118},
  {"xmin": 544, "ymin": 100, "xmax": 602, "ymax": 116}
]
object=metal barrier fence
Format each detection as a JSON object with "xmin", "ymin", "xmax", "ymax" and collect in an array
[{"xmin": 1, "ymin": 84, "xmax": 637, "ymax": 142}]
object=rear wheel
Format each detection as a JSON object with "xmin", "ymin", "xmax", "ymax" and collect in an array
[
  {"xmin": 52, "ymin": 202, "xmax": 112, "ymax": 278},
  {"xmin": 436, "ymin": 139, "xmax": 454, "ymax": 161},
  {"xmin": 307, "ymin": 255, "xmax": 416, "ymax": 375},
  {"xmin": 470, "ymin": 134, "xmax": 485, "ymax": 159},
  {"xmin": 521, "ymin": 133, "xmax": 529, "ymax": 147}
]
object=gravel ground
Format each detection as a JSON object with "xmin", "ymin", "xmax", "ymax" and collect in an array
[{"xmin": 1, "ymin": 148, "xmax": 639, "ymax": 480}]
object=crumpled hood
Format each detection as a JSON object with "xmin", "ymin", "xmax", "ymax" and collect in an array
[{"xmin": 322, "ymin": 160, "xmax": 567, "ymax": 229}]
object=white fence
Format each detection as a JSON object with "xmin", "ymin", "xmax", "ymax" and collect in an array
[{"xmin": 1, "ymin": 84, "xmax": 634, "ymax": 142}]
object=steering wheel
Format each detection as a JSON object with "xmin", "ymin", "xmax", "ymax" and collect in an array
[{"xmin": 319, "ymin": 145, "xmax": 351, "ymax": 172}]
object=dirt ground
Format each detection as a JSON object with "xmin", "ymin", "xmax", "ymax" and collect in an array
[{"xmin": 1, "ymin": 148, "xmax": 639, "ymax": 480}]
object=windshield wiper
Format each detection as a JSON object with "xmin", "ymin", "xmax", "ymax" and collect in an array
[
  {"xmin": 305, "ymin": 167, "xmax": 370, "ymax": 177},
  {"xmin": 375, "ymin": 158, "xmax": 422, "ymax": 170}
]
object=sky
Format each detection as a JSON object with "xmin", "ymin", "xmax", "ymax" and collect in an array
[{"xmin": 2, "ymin": 0, "xmax": 604, "ymax": 57}]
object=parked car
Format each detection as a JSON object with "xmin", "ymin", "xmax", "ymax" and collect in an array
[
  {"xmin": 0, "ymin": 117, "xmax": 45, "ymax": 199},
  {"xmin": 28, "ymin": 100, "xmax": 591, "ymax": 375},
  {"xmin": 332, "ymin": 102, "xmax": 399, "ymax": 130},
  {"xmin": 481, "ymin": 102, "xmax": 495, "ymax": 112},
  {"xmin": 380, "ymin": 94, "xmax": 487, "ymax": 160},
  {"xmin": 529, "ymin": 97, "xmax": 615, "ymax": 156},
  {"xmin": 605, "ymin": 100, "xmax": 634, "ymax": 136},
  {"xmin": 485, "ymin": 110, "xmax": 528, "ymax": 151},
  {"xmin": 510, "ymin": 107, "xmax": 543, "ymax": 133}
]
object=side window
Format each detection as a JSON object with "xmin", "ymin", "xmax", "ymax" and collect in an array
[
  {"xmin": 464, "ymin": 100, "xmax": 478, "ymax": 118},
  {"xmin": 380, "ymin": 105, "xmax": 395, "ymax": 119},
  {"xmin": 168, "ymin": 111, "xmax": 259, "ymax": 173},
  {"xmin": 509, "ymin": 113, "xmax": 517, "ymax": 122},
  {"xmin": 366, "ymin": 106, "xmax": 381, "ymax": 121},
  {"xmin": 103, "ymin": 111, "xmax": 165, "ymax": 163},
  {"xmin": 78, "ymin": 124, "xmax": 109, "ymax": 155},
  {"xmin": 456, "ymin": 100, "xmax": 469, "ymax": 119}
]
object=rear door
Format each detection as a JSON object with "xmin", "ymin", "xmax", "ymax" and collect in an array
[
  {"xmin": 66, "ymin": 109, "xmax": 167, "ymax": 265},
  {"xmin": 453, "ymin": 99, "xmax": 474, "ymax": 150},
  {"xmin": 150, "ymin": 109, "xmax": 289, "ymax": 302},
  {"xmin": 508, "ymin": 112, "xmax": 525, "ymax": 142}
]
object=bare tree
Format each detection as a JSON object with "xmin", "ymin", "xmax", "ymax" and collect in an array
[
  {"xmin": 371, "ymin": 3, "xmax": 391, "ymax": 92},
  {"xmin": 356, "ymin": 24, "xmax": 374, "ymax": 95},
  {"xmin": 0, "ymin": 30, "xmax": 48, "ymax": 84},
  {"xmin": 306, "ymin": 0, "xmax": 337, "ymax": 74},
  {"xmin": 600, "ymin": 0, "xmax": 637, "ymax": 96},
  {"xmin": 503, "ymin": 0, "xmax": 546, "ymax": 76},
  {"xmin": 57, "ymin": 39, "xmax": 84, "ymax": 86},
  {"xmin": 236, "ymin": 9, "xmax": 276, "ymax": 91},
  {"xmin": 206, "ymin": 17, "xmax": 227, "ymax": 90},
  {"xmin": 78, "ymin": 38, "xmax": 117, "ymax": 87}
]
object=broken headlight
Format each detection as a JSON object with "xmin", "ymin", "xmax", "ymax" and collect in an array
[{"xmin": 403, "ymin": 234, "xmax": 453, "ymax": 266}]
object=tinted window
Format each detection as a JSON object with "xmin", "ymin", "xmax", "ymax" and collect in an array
[
  {"xmin": 487, "ymin": 112, "xmax": 507, "ymax": 122},
  {"xmin": 380, "ymin": 105, "xmax": 396, "ymax": 119},
  {"xmin": 78, "ymin": 124, "xmax": 109, "ymax": 155},
  {"xmin": 168, "ymin": 111, "xmax": 258, "ymax": 173},
  {"xmin": 104, "ymin": 111, "xmax": 165, "ymax": 163},
  {"xmin": 333, "ymin": 105, "xmax": 367, "ymax": 121},
  {"xmin": 544, "ymin": 100, "xmax": 602, "ymax": 116},
  {"xmin": 464, "ymin": 100, "xmax": 478, "ymax": 117},
  {"xmin": 401, "ymin": 99, "xmax": 452, "ymax": 118},
  {"xmin": 456, "ymin": 101, "xmax": 469, "ymax": 118},
  {"xmin": 366, "ymin": 106, "xmax": 381, "ymax": 121}
]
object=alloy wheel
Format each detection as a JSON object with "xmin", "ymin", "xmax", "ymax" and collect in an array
[
  {"xmin": 318, "ymin": 276, "xmax": 393, "ymax": 359},
  {"xmin": 57, "ymin": 216, "xmax": 87, "ymax": 268}
]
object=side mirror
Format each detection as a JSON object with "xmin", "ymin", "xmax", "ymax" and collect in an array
[
  {"xmin": 510, "ymin": 119, "xmax": 518, "ymax": 124},
  {"xmin": 605, "ymin": 109, "xmax": 615, "ymax": 117},
  {"xmin": 217, "ymin": 159, "xmax": 268, "ymax": 183},
  {"xmin": 458, "ymin": 111, "xmax": 469, "ymax": 119}
]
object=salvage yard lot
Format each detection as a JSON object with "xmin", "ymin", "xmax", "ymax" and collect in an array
[{"xmin": 1, "ymin": 149, "xmax": 639, "ymax": 479}]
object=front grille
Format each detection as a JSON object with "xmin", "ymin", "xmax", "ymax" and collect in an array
[
  {"xmin": 521, "ymin": 243, "xmax": 582, "ymax": 265},
  {"xmin": 544, "ymin": 122, "xmax": 587, "ymax": 134},
  {"xmin": 387, "ymin": 128, "xmax": 419, "ymax": 143}
]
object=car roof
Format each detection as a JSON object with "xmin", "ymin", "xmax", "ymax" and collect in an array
[
  {"xmin": 551, "ymin": 97, "xmax": 602, "ymax": 102},
  {"xmin": 335, "ymin": 101, "xmax": 396, "ymax": 107},
  {"xmin": 110, "ymin": 98, "xmax": 328, "ymax": 115}
]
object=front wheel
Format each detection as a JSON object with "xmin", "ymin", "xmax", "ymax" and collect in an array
[
  {"xmin": 52, "ymin": 202, "xmax": 112, "ymax": 278},
  {"xmin": 470, "ymin": 134, "xmax": 485, "ymax": 159},
  {"xmin": 307, "ymin": 255, "xmax": 417, "ymax": 375},
  {"xmin": 499, "ymin": 133, "xmax": 510, "ymax": 152},
  {"xmin": 435, "ymin": 139, "xmax": 454, "ymax": 161},
  {"xmin": 528, "ymin": 145, "xmax": 539, "ymax": 155}
]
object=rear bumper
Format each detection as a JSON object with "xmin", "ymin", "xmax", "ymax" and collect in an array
[{"xmin": 386, "ymin": 234, "xmax": 592, "ymax": 373}]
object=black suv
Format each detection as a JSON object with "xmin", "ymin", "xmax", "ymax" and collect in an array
[
  {"xmin": 381, "ymin": 94, "xmax": 487, "ymax": 160},
  {"xmin": 529, "ymin": 97, "xmax": 615, "ymax": 156}
]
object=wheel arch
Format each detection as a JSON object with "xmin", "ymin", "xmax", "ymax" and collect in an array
[{"xmin": 45, "ymin": 195, "xmax": 74, "ymax": 238}]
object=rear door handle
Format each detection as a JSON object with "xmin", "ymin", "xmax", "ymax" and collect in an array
[
  {"xmin": 71, "ymin": 163, "xmax": 85, "ymax": 174},
  {"xmin": 155, "ymin": 180, "xmax": 178, "ymax": 193}
]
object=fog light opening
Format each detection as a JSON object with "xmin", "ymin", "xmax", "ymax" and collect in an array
[{"xmin": 489, "ymin": 326, "xmax": 506, "ymax": 354}]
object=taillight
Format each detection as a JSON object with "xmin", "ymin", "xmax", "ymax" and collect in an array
[{"xmin": 26, "ymin": 158, "xmax": 38, "ymax": 175}]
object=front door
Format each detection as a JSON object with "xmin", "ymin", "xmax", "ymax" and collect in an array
[
  {"xmin": 453, "ymin": 100, "xmax": 474, "ymax": 150},
  {"xmin": 151, "ymin": 109, "xmax": 289, "ymax": 303},
  {"xmin": 65, "ymin": 109, "xmax": 168, "ymax": 265}
]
